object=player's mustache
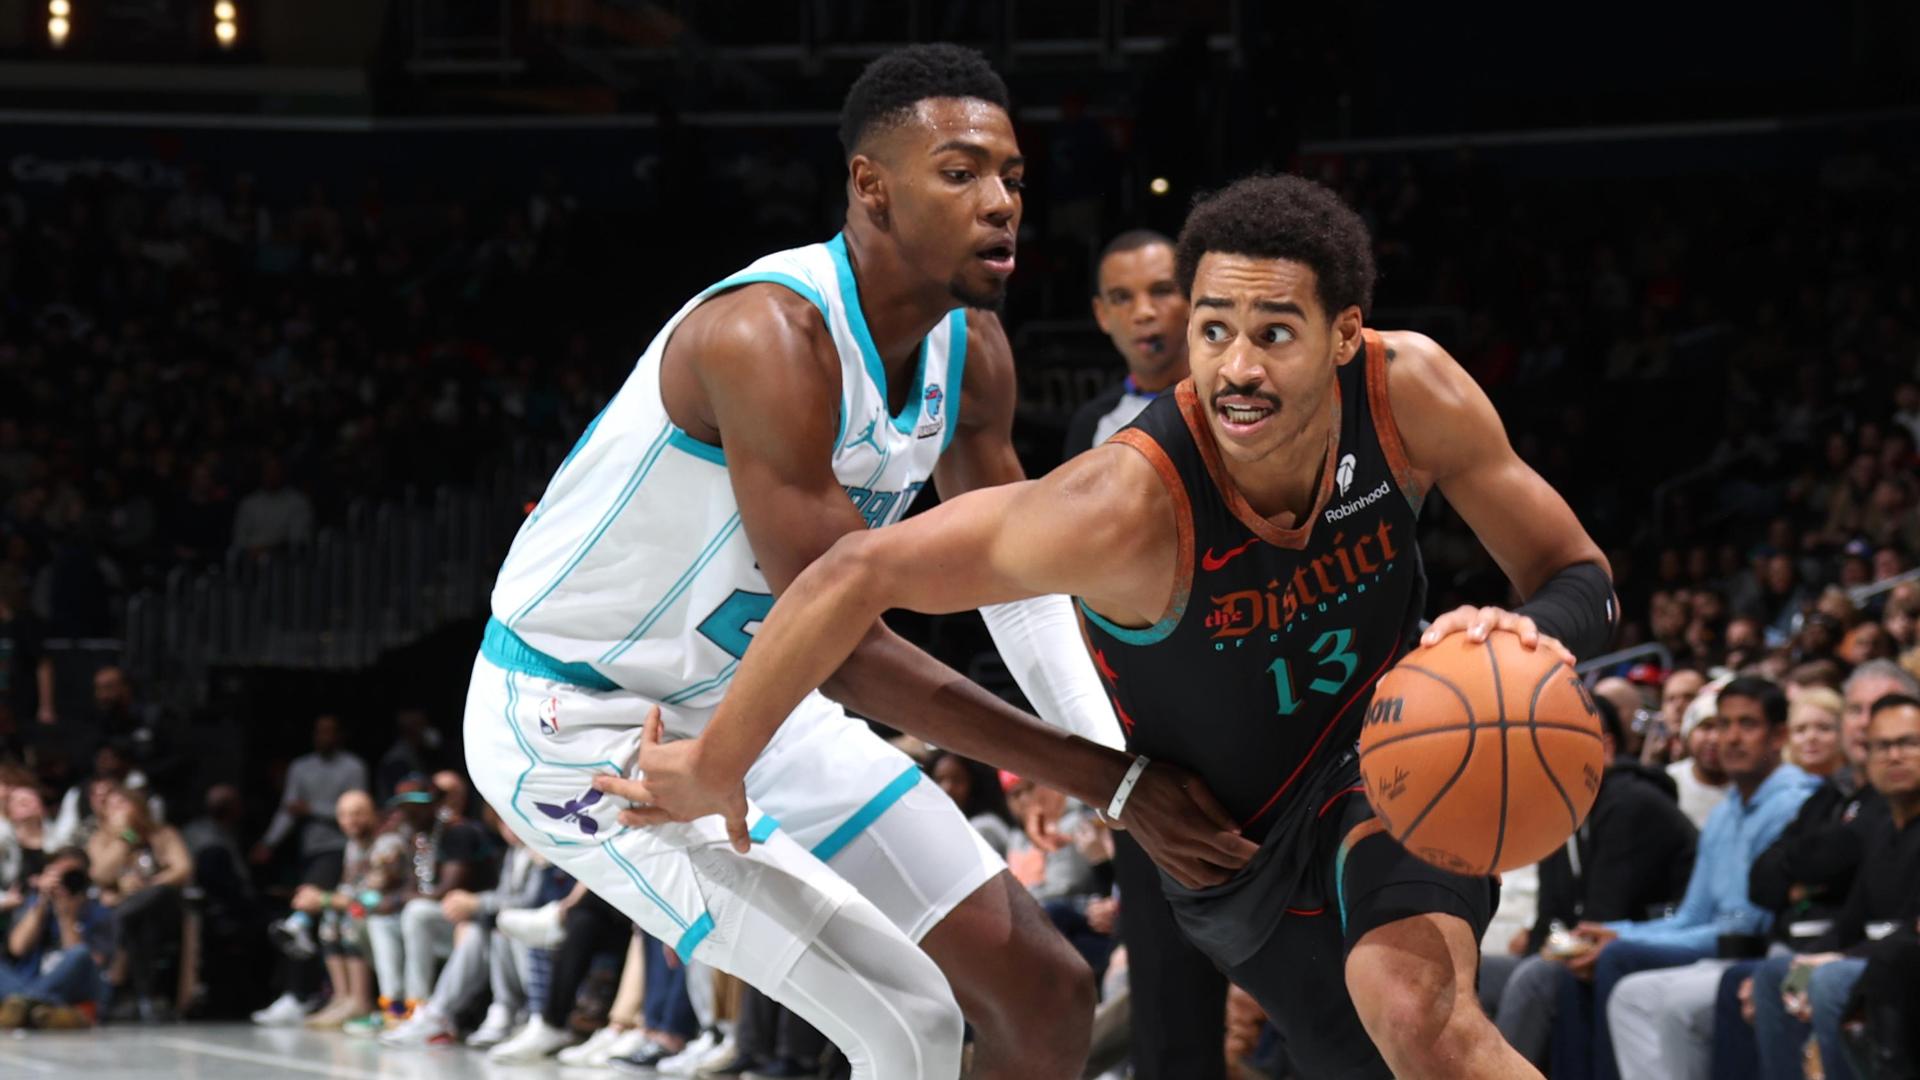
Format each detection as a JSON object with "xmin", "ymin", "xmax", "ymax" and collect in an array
[{"xmin": 1211, "ymin": 381, "xmax": 1281, "ymax": 410}]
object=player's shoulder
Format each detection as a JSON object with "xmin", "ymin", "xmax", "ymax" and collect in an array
[
  {"xmin": 1056, "ymin": 436, "xmax": 1178, "ymax": 525},
  {"xmin": 677, "ymin": 281, "xmax": 840, "ymax": 390},
  {"xmin": 1374, "ymin": 327, "xmax": 1477, "ymax": 417}
]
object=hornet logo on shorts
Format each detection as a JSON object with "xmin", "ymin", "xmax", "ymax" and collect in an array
[
  {"xmin": 915, "ymin": 385, "xmax": 944, "ymax": 439},
  {"xmin": 535, "ymin": 788, "xmax": 604, "ymax": 836},
  {"xmin": 537, "ymin": 697, "xmax": 561, "ymax": 735}
]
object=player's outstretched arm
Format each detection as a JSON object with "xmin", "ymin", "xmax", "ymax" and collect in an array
[
  {"xmin": 1386, "ymin": 331, "xmax": 1616, "ymax": 659},
  {"xmin": 598, "ymin": 444, "xmax": 1260, "ymax": 884}
]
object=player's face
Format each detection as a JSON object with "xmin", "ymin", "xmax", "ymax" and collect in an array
[
  {"xmin": 1186, "ymin": 254, "xmax": 1360, "ymax": 465},
  {"xmin": 1092, "ymin": 243, "xmax": 1189, "ymax": 383},
  {"xmin": 881, "ymin": 98, "xmax": 1024, "ymax": 309}
]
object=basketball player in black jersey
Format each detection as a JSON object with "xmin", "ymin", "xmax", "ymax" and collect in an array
[{"xmin": 612, "ymin": 175, "xmax": 1615, "ymax": 1078}]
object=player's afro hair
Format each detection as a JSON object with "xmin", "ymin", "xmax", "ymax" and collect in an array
[
  {"xmin": 1174, "ymin": 174, "xmax": 1376, "ymax": 319},
  {"xmin": 839, "ymin": 44, "xmax": 1010, "ymax": 158}
]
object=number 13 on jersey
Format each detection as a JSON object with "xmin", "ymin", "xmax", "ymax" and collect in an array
[{"xmin": 1266, "ymin": 628, "xmax": 1359, "ymax": 715}]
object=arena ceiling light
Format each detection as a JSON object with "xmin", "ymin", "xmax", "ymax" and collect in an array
[
  {"xmin": 47, "ymin": 0, "xmax": 70, "ymax": 49},
  {"xmin": 214, "ymin": 0, "xmax": 237, "ymax": 48}
]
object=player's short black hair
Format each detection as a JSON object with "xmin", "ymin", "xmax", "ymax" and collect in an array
[
  {"xmin": 839, "ymin": 44, "xmax": 1010, "ymax": 159},
  {"xmin": 1093, "ymin": 229, "xmax": 1175, "ymax": 295},
  {"xmin": 1174, "ymin": 174, "xmax": 1376, "ymax": 319},
  {"xmin": 1718, "ymin": 675, "xmax": 1789, "ymax": 729}
]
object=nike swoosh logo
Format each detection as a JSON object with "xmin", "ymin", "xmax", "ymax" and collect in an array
[{"xmin": 1201, "ymin": 537, "xmax": 1260, "ymax": 572}]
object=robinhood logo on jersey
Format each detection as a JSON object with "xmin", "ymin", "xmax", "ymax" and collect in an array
[
  {"xmin": 1202, "ymin": 521, "xmax": 1399, "ymax": 647},
  {"xmin": 1325, "ymin": 479, "xmax": 1391, "ymax": 523}
]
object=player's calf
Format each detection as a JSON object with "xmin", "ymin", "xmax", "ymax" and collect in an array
[
  {"xmin": 922, "ymin": 873, "xmax": 1096, "ymax": 1080},
  {"xmin": 1346, "ymin": 912, "xmax": 1542, "ymax": 1080}
]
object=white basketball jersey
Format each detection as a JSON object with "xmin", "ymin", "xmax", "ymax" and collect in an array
[{"xmin": 485, "ymin": 234, "xmax": 967, "ymax": 724}]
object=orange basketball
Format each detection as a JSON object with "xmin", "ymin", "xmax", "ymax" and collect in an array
[{"xmin": 1357, "ymin": 630, "xmax": 1606, "ymax": 877}]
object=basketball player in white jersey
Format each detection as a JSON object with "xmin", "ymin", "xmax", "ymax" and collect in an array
[{"xmin": 463, "ymin": 45, "xmax": 1253, "ymax": 1078}]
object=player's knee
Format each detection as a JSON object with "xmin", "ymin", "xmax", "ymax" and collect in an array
[
  {"xmin": 1348, "ymin": 960, "xmax": 1492, "ymax": 1075},
  {"xmin": 991, "ymin": 936, "xmax": 1094, "ymax": 1067}
]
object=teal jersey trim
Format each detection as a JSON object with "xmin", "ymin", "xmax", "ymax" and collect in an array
[
  {"xmin": 661, "ymin": 659, "xmax": 740, "ymax": 706},
  {"xmin": 483, "ymin": 618, "xmax": 620, "ymax": 692},
  {"xmin": 827, "ymin": 233, "xmax": 934, "ymax": 438},
  {"xmin": 748, "ymin": 813, "xmax": 781, "ymax": 843},
  {"xmin": 508, "ymin": 421, "xmax": 673, "ymax": 627},
  {"xmin": 666, "ymin": 426, "xmax": 726, "ymax": 465},
  {"xmin": 674, "ymin": 912, "xmax": 715, "ymax": 962},
  {"xmin": 599, "ymin": 514, "xmax": 745, "ymax": 664},
  {"xmin": 810, "ymin": 764, "xmax": 923, "ymax": 863},
  {"xmin": 1077, "ymin": 597, "xmax": 1179, "ymax": 646},
  {"xmin": 941, "ymin": 309, "xmax": 968, "ymax": 453},
  {"xmin": 703, "ymin": 268, "xmax": 845, "ymax": 445}
]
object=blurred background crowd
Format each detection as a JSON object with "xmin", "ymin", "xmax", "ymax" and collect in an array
[{"xmin": 1, "ymin": 0, "xmax": 1918, "ymax": 1077}]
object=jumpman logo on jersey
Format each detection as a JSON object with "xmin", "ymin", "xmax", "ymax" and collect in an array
[{"xmin": 847, "ymin": 413, "xmax": 883, "ymax": 454}]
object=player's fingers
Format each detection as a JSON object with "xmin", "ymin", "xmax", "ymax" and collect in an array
[
  {"xmin": 727, "ymin": 814, "xmax": 752, "ymax": 855},
  {"xmin": 591, "ymin": 774, "xmax": 651, "ymax": 802},
  {"xmin": 1205, "ymin": 828, "xmax": 1260, "ymax": 866},
  {"xmin": 1176, "ymin": 771, "xmax": 1243, "ymax": 835},
  {"xmin": 643, "ymin": 705, "xmax": 664, "ymax": 745},
  {"xmin": 1471, "ymin": 606, "xmax": 1503, "ymax": 642},
  {"xmin": 1544, "ymin": 634, "xmax": 1577, "ymax": 668},
  {"xmin": 1510, "ymin": 614, "xmax": 1540, "ymax": 648},
  {"xmin": 617, "ymin": 807, "xmax": 675, "ymax": 828},
  {"xmin": 1419, "ymin": 607, "xmax": 1470, "ymax": 647}
]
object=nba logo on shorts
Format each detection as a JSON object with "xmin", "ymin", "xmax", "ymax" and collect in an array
[
  {"xmin": 915, "ymin": 385, "xmax": 944, "ymax": 439},
  {"xmin": 537, "ymin": 697, "xmax": 560, "ymax": 735}
]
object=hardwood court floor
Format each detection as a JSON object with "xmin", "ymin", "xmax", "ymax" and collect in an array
[{"xmin": 0, "ymin": 1021, "xmax": 594, "ymax": 1078}]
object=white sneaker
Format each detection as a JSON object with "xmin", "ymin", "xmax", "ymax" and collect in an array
[
  {"xmin": 380, "ymin": 1005, "xmax": 454, "ymax": 1047},
  {"xmin": 606, "ymin": 1027, "xmax": 658, "ymax": 1062},
  {"xmin": 557, "ymin": 1024, "xmax": 629, "ymax": 1066},
  {"xmin": 693, "ymin": 1035, "xmax": 742, "ymax": 1075},
  {"xmin": 496, "ymin": 902, "xmax": 567, "ymax": 948},
  {"xmin": 488, "ymin": 1016, "xmax": 579, "ymax": 1063},
  {"xmin": 250, "ymin": 992, "xmax": 311, "ymax": 1027},
  {"xmin": 466, "ymin": 1003, "xmax": 520, "ymax": 1049},
  {"xmin": 657, "ymin": 1029, "xmax": 721, "ymax": 1075}
]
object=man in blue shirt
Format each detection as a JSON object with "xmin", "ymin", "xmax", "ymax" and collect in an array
[
  {"xmin": 1545, "ymin": 676, "xmax": 1817, "ymax": 1080},
  {"xmin": 0, "ymin": 846, "xmax": 115, "ymax": 1028}
]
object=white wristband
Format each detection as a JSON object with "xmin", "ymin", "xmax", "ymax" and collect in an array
[{"xmin": 1106, "ymin": 755, "xmax": 1152, "ymax": 822}]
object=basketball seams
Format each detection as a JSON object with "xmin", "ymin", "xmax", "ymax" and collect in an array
[
  {"xmin": 1486, "ymin": 642, "xmax": 1510, "ymax": 874},
  {"xmin": 1359, "ymin": 719, "xmax": 1601, "ymax": 759},
  {"xmin": 1387, "ymin": 662, "xmax": 1478, "ymax": 854},
  {"xmin": 1526, "ymin": 665, "xmax": 1580, "ymax": 834}
]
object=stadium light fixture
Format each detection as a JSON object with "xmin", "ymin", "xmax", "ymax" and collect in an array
[
  {"xmin": 214, "ymin": 1, "xmax": 237, "ymax": 48},
  {"xmin": 47, "ymin": 0, "xmax": 70, "ymax": 47},
  {"xmin": 1149, "ymin": 177, "xmax": 1171, "ymax": 196}
]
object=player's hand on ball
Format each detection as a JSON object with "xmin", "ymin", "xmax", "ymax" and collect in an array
[
  {"xmin": 1420, "ymin": 605, "xmax": 1575, "ymax": 668},
  {"xmin": 1120, "ymin": 762, "xmax": 1260, "ymax": 889},
  {"xmin": 593, "ymin": 706, "xmax": 754, "ymax": 854}
]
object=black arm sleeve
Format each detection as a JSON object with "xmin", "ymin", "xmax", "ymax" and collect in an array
[{"xmin": 1514, "ymin": 561, "xmax": 1616, "ymax": 661}]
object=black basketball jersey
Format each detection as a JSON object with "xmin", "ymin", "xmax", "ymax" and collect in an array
[{"xmin": 1080, "ymin": 329, "xmax": 1429, "ymax": 960}]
